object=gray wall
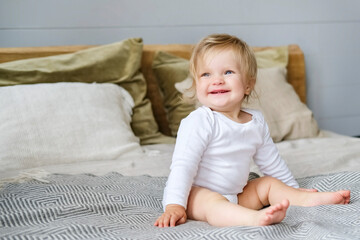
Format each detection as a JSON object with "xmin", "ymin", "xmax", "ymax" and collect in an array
[{"xmin": 1, "ymin": 0, "xmax": 359, "ymax": 136}]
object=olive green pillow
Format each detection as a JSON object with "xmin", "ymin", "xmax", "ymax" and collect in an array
[
  {"xmin": 255, "ymin": 46, "xmax": 288, "ymax": 68},
  {"xmin": 151, "ymin": 46, "xmax": 290, "ymax": 137},
  {"xmin": 0, "ymin": 38, "xmax": 172, "ymax": 145},
  {"xmin": 152, "ymin": 51, "xmax": 195, "ymax": 136}
]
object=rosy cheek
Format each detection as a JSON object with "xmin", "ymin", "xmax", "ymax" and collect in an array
[
  {"xmin": 196, "ymin": 88, "xmax": 206, "ymax": 100},
  {"xmin": 195, "ymin": 89, "xmax": 202, "ymax": 98}
]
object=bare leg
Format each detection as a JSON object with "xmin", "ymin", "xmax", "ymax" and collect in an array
[
  {"xmin": 238, "ymin": 176, "xmax": 351, "ymax": 209},
  {"xmin": 186, "ymin": 186, "xmax": 289, "ymax": 227},
  {"xmin": 186, "ymin": 177, "xmax": 350, "ymax": 227}
]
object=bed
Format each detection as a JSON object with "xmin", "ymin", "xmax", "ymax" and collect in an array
[{"xmin": 0, "ymin": 38, "xmax": 360, "ymax": 239}]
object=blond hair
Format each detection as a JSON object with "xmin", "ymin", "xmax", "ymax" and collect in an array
[{"xmin": 186, "ymin": 34, "xmax": 257, "ymax": 102}]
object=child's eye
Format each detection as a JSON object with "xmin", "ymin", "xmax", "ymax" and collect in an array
[
  {"xmin": 201, "ymin": 73, "xmax": 210, "ymax": 77},
  {"xmin": 225, "ymin": 70, "xmax": 234, "ymax": 75}
]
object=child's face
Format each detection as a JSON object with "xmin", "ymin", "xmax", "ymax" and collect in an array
[{"xmin": 195, "ymin": 48, "xmax": 251, "ymax": 113}]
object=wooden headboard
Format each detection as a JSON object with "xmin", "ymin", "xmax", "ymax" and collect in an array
[
  {"xmin": 0, "ymin": 44, "xmax": 306, "ymax": 101},
  {"xmin": 0, "ymin": 44, "xmax": 306, "ymax": 136}
]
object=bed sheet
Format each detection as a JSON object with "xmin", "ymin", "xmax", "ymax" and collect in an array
[
  {"xmin": 1, "ymin": 131, "xmax": 360, "ymax": 239},
  {"xmin": 1, "ymin": 130, "xmax": 360, "ymax": 184}
]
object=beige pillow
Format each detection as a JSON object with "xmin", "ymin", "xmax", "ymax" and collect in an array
[
  {"xmin": 243, "ymin": 67, "xmax": 319, "ymax": 142},
  {"xmin": 153, "ymin": 49, "xmax": 319, "ymax": 141},
  {"xmin": 0, "ymin": 82, "xmax": 144, "ymax": 173},
  {"xmin": 0, "ymin": 38, "xmax": 171, "ymax": 145}
]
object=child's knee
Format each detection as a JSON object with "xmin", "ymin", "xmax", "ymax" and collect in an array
[
  {"xmin": 187, "ymin": 186, "xmax": 227, "ymax": 219},
  {"xmin": 258, "ymin": 176, "xmax": 282, "ymax": 185},
  {"xmin": 251, "ymin": 176, "xmax": 282, "ymax": 194},
  {"xmin": 190, "ymin": 186, "xmax": 226, "ymax": 201}
]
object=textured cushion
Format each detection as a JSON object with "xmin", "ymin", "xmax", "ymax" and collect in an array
[
  {"xmin": 243, "ymin": 67, "xmax": 319, "ymax": 142},
  {"xmin": 0, "ymin": 38, "xmax": 170, "ymax": 144},
  {"xmin": 0, "ymin": 82, "xmax": 144, "ymax": 172},
  {"xmin": 154, "ymin": 49, "xmax": 319, "ymax": 141}
]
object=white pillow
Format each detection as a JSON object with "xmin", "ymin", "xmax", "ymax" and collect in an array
[{"xmin": 0, "ymin": 82, "xmax": 143, "ymax": 172}]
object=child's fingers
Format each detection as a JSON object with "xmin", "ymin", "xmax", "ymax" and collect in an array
[
  {"xmin": 154, "ymin": 215, "xmax": 168, "ymax": 228},
  {"xmin": 177, "ymin": 215, "xmax": 187, "ymax": 225},
  {"xmin": 154, "ymin": 206, "xmax": 187, "ymax": 228},
  {"xmin": 170, "ymin": 215, "xmax": 186, "ymax": 227},
  {"xmin": 170, "ymin": 215, "xmax": 181, "ymax": 227},
  {"xmin": 163, "ymin": 214, "xmax": 171, "ymax": 227}
]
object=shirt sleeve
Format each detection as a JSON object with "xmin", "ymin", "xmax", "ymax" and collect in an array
[
  {"xmin": 162, "ymin": 108, "xmax": 212, "ymax": 209},
  {"xmin": 253, "ymin": 112, "xmax": 299, "ymax": 188}
]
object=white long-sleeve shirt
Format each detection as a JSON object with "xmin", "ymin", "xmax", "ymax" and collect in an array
[{"xmin": 163, "ymin": 106, "xmax": 299, "ymax": 209}]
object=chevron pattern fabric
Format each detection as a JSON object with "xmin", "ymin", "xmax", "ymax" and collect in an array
[{"xmin": 0, "ymin": 171, "xmax": 359, "ymax": 239}]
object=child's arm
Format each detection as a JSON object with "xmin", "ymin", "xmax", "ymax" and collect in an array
[
  {"xmin": 154, "ymin": 204, "xmax": 187, "ymax": 227},
  {"xmin": 158, "ymin": 108, "xmax": 212, "ymax": 227},
  {"xmin": 254, "ymin": 113, "xmax": 299, "ymax": 188}
]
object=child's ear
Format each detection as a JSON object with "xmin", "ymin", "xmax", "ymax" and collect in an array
[
  {"xmin": 245, "ymin": 85, "xmax": 251, "ymax": 95},
  {"xmin": 245, "ymin": 78, "xmax": 255, "ymax": 94}
]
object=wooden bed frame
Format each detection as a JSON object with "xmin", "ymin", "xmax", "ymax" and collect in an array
[{"xmin": 0, "ymin": 44, "xmax": 306, "ymax": 136}]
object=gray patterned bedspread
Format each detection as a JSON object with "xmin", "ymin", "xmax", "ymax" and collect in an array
[{"xmin": 1, "ymin": 171, "xmax": 359, "ymax": 240}]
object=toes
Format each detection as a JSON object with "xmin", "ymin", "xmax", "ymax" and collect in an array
[
  {"xmin": 275, "ymin": 203, "xmax": 282, "ymax": 211},
  {"xmin": 266, "ymin": 208, "xmax": 275, "ymax": 215},
  {"xmin": 282, "ymin": 199, "xmax": 290, "ymax": 208},
  {"xmin": 338, "ymin": 190, "xmax": 351, "ymax": 204}
]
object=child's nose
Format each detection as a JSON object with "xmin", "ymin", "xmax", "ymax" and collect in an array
[{"xmin": 212, "ymin": 76, "xmax": 225, "ymax": 85}]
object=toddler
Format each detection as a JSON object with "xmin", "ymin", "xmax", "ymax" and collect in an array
[{"xmin": 154, "ymin": 34, "xmax": 350, "ymax": 227}]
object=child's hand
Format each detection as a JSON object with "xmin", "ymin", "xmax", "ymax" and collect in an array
[{"xmin": 154, "ymin": 204, "xmax": 187, "ymax": 227}]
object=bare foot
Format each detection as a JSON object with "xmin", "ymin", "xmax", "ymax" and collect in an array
[
  {"xmin": 258, "ymin": 199, "xmax": 289, "ymax": 226},
  {"xmin": 302, "ymin": 190, "xmax": 351, "ymax": 206}
]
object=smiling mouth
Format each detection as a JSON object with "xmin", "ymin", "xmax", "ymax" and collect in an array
[{"xmin": 209, "ymin": 90, "xmax": 230, "ymax": 94}]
